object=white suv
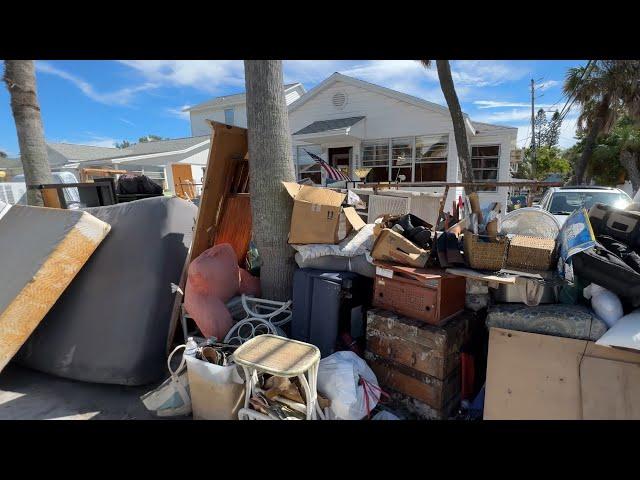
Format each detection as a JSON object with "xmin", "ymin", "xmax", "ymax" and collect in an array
[{"xmin": 538, "ymin": 186, "xmax": 632, "ymax": 226}]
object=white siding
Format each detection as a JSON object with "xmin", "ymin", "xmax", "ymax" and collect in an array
[{"xmin": 189, "ymin": 105, "xmax": 248, "ymax": 136}]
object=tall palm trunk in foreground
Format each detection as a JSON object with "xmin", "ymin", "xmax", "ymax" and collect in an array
[
  {"xmin": 420, "ymin": 60, "xmax": 476, "ymax": 192},
  {"xmin": 3, "ymin": 60, "xmax": 53, "ymax": 206},
  {"xmin": 244, "ymin": 60, "xmax": 297, "ymax": 301}
]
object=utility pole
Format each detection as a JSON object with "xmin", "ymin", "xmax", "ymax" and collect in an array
[{"xmin": 530, "ymin": 78, "xmax": 536, "ymax": 178}]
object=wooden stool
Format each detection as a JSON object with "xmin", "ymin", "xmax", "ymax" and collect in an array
[{"xmin": 232, "ymin": 334, "xmax": 321, "ymax": 420}]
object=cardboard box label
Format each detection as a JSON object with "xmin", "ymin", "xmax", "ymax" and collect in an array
[{"xmin": 376, "ymin": 266, "xmax": 394, "ymax": 279}]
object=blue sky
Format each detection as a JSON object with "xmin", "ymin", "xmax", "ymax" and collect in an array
[{"xmin": 0, "ymin": 60, "xmax": 586, "ymax": 157}]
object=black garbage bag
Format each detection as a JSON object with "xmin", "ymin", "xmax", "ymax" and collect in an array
[{"xmin": 116, "ymin": 174, "xmax": 163, "ymax": 195}]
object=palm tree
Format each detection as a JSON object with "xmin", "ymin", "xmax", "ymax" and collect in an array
[
  {"xmin": 419, "ymin": 60, "xmax": 476, "ymax": 192},
  {"xmin": 564, "ymin": 60, "xmax": 640, "ymax": 185},
  {"xmin": 3, "ymin": 60, "xmax": 53, "ymax": 206},
  {"xmin": 244, "ymin": 60, "xmax": 297, "ymax": 301}
]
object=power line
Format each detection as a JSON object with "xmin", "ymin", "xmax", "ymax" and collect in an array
[{"xmin": 557, "ymin": 60, "xmax": 595, "ymax": 122}]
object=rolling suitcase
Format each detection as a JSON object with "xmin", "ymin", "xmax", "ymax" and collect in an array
[{"xmin": 292, "ymin": 269, "xmax": 372, "ymax": 357}]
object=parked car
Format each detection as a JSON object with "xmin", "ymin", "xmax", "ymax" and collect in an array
[{"xmin": 537, "ymin": 186, "xmax": 632, "ymax": 226}]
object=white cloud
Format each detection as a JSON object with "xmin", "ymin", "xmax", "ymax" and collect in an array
[
  {"xmin": 167, "ymin": 105, "xmax": 191, "ymax": 121},
  {"xmin": 452, "ymin": 60, "xmax": 528, "ymax": 87},
  {"xmin": 474, "ymin": 100, "xmax": 557, "ymax": 109},
  {"xmin": 120, "ymin": 60, "xmax": 245, "ymax": 95},
  {"xmin": 54, "ymin": 135, "xmax": 118, "ymax": 148},
  {"xmin": 36, "ymin": 61, "xmax": 157, "ymax": 106},
  {"xmin": 474, "ymin": 108, "xmax": 533, "ymax": 124},
  {"xmin": 538, "ymin": 79, "xmax": 560, "ymax": 91},
  {"xmin": 119, "ymin": 118, "xmax": 135, "ymax": 126}
]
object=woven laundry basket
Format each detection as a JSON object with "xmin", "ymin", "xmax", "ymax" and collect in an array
[
  {"xmin": 463, "ymin": 232, "xmax": 508, "ymax": 271},
  {"xmin": 506, "ymin": 235, "xmax": 556, "ymax": 271}
]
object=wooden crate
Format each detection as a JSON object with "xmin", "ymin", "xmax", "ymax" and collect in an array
[
  {"xmin": 366, "ymin": 352, "xmax": 461, "ymax": 412},
  {"xmin": 366, "ymin": 308, "xmax": 470, "ymax": 380}
]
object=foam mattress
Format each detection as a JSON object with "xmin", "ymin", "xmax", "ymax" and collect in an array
[
  {"xmin": 0, "ymin": 201, "xmax": 110, "ymax": 373},
  {"xmin": 16, "ymin": 196, "xmax": 197, "ymax": 385}
]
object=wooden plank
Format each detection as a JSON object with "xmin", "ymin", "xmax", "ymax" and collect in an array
[
  {"xmin": 214, "ymin": 194, "xmax": 252, "ymax": 265},
  {"xmin": 171, "ymin": 164, "xmax": 195, "ymax": 199},
  {"xmin": 41, "ymin": 188, "xmax": 62, "ymax": 209},
  {"xmin": 446, "ymin": 267, "xmax": 517, "ymax": 284},
  {"xmin": 190, "ymin": 121, "xmax": 248, "ymax": 264}
]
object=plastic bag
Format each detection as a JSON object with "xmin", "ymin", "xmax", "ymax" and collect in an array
[
  {"xmin": 140, "ymin": 344, "xmax": 192, "ymax": 417},
  {"xmin": 317, "ymin": 351, "xmax": 381, "ymax": 420},
  {"xmin": 584, "ymin": 283, "xmax": 624, "ymax": 327}
]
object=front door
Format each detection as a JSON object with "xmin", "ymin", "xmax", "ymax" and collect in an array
[{"xmin": 328, "ymin": 147, "xmax": 352, "ymax": 179}]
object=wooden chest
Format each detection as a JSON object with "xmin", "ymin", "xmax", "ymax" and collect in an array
[
  {"xmin": 372, "ymin": 263, "xmax": 465, "ymax": 325},
  {"xmin": 366, "ymin": 308, "xmax": 470, "ymax": 380},
  {"xmin": 366, "ymin": 308, "xmax": 471, "ymax": 417}
]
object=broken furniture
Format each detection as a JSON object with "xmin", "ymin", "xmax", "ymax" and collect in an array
[
  {"xmin": 223, "ymin": 296, "xmax": 292, "ymax": 345},
  {"xmin": 0, "ymin": 200, "xmax": 110, "ymax": 374},
  {"xmin": 365, "ymin": 308, "xmax": 472, "ymax": 420},
  {"xmin": 484, "ymin": 327, "xmax": 640, "ymax": 419},
  {"xmin": 234, "ymin": 335, "xmax": 322, "ymax": 420},
  {"xmin": 372, "ymin": 263, "xmax": 466, "ymax": 325},
  {"xmin": 16, "ymin": 196, "xmax": 197, "ymax": 385},
  {"xmin": 36, "ymin": 181, "xmax": 118, "ymax": 209},
  {"xmin": 371, "ymin": 228, "xmax": 430, "ymax": 268}
]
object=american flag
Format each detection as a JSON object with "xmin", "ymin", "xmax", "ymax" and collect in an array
[{"xmin": 304, "ymin": 149, "xmax": 351, "ymax": 182}]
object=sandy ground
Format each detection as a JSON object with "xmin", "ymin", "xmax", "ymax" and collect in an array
[{"xmin": 0, "ymin": 363, "xmax": 182, "ymax": 420}]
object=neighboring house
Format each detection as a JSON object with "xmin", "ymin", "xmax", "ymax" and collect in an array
[
  {"xmin": 44, "ymin": 136, "xmax": 211, "ymax": 192},
  {"xmin": 184, "ymin": 72, "xmax": 517, "ymax": 206},
  {"xmin": 185, "ymin": 83, "xmax": 306, "ymax": 135}
]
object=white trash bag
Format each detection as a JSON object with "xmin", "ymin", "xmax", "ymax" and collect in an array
[
  {"xmin": 140, "ymin": 344, "xmax": 192, "ymax": 417},
  {"xmin": 584, "ymin": 283, "xmax": 624, "ymax": 328},
  {"xmin": 317, "ymin": 351, "xmax": 382, "ymax": 420}
]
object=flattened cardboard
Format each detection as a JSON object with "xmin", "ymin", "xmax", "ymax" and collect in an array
[{"xmin": 484, "ymin": 327, "xmax": 640, "ymax": 420}]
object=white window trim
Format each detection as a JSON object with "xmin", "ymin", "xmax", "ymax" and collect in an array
[{"xmin": 471, "ymin": 143, "xmax": 501, "ymax": 191}]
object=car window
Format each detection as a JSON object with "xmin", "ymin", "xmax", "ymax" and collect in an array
[{"xmin": 548, "ymin": 191, "xmax": 631, "ymax": 214}]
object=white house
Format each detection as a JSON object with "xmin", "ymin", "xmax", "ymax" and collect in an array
[{"xmin": 185, "ymin": 72, "xmax": 518, "ymax": 207}]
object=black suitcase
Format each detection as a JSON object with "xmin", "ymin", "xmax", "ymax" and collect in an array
[
  {"xmin": 589, "ymin": 203, "xmax": 640, "ymax": 250},
  {"xmin": 571, "ymin": 242, "xmax": 640, "ymax": 299},
  {"xmin": 291, "ymin": 269, "xmax": 372, "ymax": 357}
]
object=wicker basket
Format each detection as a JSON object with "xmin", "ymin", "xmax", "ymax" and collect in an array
[
  {"xmin": 463, "ymin": 232, "xmax": 508, "ymax": 271},
  {"xmin": 506, "ymin": 235, "xmax": 556, "ymax": 271}
]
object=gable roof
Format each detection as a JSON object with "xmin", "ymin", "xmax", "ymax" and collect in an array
[
  {"xmin": 184, "ymin": 82, "xmax": 304, "ymax": 113},
  {"xmin": 293, "ymin": 116, "xmax": 366, "ymax": 136},
  {"xmin": 286, "ymin": 72, "xmax": 514, "ymax": 136}
]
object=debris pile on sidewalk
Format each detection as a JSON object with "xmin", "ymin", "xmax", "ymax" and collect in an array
[{"xmin": 3, "ymin": 120, "xmax": 640, "ymax": 421}]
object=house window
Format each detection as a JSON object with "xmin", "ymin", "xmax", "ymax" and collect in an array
[
  {"xmin": 362, "ymin": 139, "xmax": 390, "ymax": 182},
  {"xmin": 296, "ymin": 145, "xmax": 322, "ymax": 185},
  {"xmin": 472, "ymin": 145, "xmax": 500, "ymax": 191},
  {"xmin": 415, "ymin": 135, "xmax": 448, "ymax": 182},
  {"xmin": 224, "ymin": 108, "xmax": 234, "ymax": 125},
  {"xmin": 389, "ymin": 138, "xmax": 413, "ymax": 182}
]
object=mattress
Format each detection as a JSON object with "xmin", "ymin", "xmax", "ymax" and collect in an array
[
  {"xmin": 0, "ymin": 201, "xmax": 110, "ymax": 373},
  {"xmin": 16, "ymin": 196, "xmax": 197, "ymax": 385}
]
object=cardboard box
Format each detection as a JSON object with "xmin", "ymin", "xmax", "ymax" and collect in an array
[
  {"xmin": 484, "ymin": 327, "xmax": 640, "ymax": 420},
  {"xmin": 283, "ymin": 182, "xmax": 365, "ymax": 244},
  {"xmin": 371, "ymin": 228, "xmax": 429, "ymax": 268}
]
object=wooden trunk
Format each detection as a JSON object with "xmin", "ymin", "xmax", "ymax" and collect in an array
[{"xmin": 366, "ymin": 308, "xmax": 470, "ymax": 380}]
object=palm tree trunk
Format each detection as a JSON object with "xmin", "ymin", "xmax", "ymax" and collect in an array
[
  {"xmin": 3, "ymin": 60, "xmax": 53, "ymax": 206},
  {"xmin": 571, "ymin": 96, "xmax": 610, "ymax": 185},
  {"xmin": 435, "ymin": 60, "xmax": 476, "ymax": 193},
  {"xmin": 620, "ymin": 148, "xmax": 640, "ymax": 196},
  {"xmin": 244, "ymin": 60, "xmax": 297, "ymax": 301}
]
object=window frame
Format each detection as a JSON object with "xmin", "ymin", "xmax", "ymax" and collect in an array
[
  {"xmin": 224, "ymin": 107, "xmax": 234, "ymax": 125},
  {"xmin": 471, "ymin": 143, "xmax": 501, "ymax": 191}
]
